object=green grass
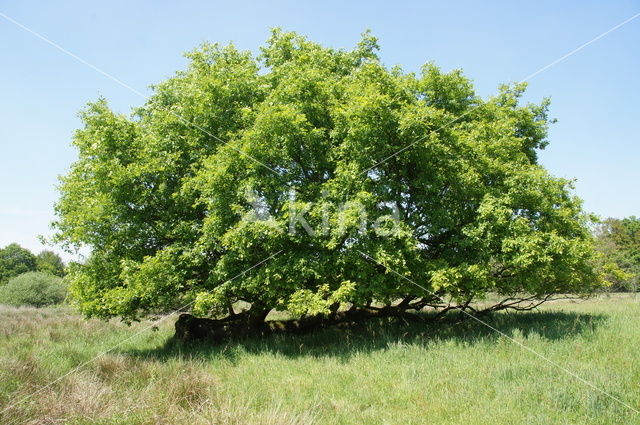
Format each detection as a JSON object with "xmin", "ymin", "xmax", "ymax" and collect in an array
[{"xmin": 1, "ymin": 294, "xmax": 640, "ymax": 424}]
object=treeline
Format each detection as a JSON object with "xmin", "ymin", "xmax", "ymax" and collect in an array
[
  {"xmin": 0, "ymin": 243, "xmax": 67, "ymax": 307},
  {"xmin": 595, "ymin": 216, "xmax": 640, "ymax": 291},
  {"xmin": 0, "ymin": 243, "xmax": 65, "ymax": 282}
]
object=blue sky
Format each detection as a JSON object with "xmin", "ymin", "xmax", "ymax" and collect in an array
[{"xmin": 1, "ymin": 1, "xmax": 639, "ymax": 260}]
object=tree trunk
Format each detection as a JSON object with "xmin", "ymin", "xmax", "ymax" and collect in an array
[{"xmin": 174, "ymin": 306, "xmax": 426, "ymax": 343}]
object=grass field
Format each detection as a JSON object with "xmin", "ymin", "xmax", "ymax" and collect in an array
[{"xmin": 1, "ymin": 294, "xmax": 640, "ymax": 425}]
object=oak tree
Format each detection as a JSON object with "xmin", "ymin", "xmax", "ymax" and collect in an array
[{"xmin": 54, "ymin": 30, "xmax": 604, "ymax": 335}]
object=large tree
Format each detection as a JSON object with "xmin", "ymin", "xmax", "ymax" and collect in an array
[{"xmin": 54, "ymin": 30, "xmax": 603, "ymax": 332}]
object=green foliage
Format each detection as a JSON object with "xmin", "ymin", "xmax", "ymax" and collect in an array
[
  {"xmin": 0, "ymin": 243, "xmax": 37, "ymax": 284},
  {"xmin": 594, "ymin": 217, "xmax": 640, "ymax": 291},
  {"xmin": 54, "ymin": 30, "xmax": 603, "ymax": 321},
  {"xmin": 36, "ymin": 250, "xmax": 66, "ymax": 277},
  {"xmin": 0, "ymin": 272, "xmax": 67, "ymax": 307}
]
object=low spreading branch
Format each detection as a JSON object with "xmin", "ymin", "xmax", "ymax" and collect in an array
[{"xmin": 174, "ymin": 293, "xmax": 577, "ymax": 343}]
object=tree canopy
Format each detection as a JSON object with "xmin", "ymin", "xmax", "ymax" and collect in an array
[{"xmin": 54, "ymin": 30, "xmax": 604, "ymax": 325}]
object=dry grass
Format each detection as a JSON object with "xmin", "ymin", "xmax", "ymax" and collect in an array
[{"xmin": 0, "ymin": 305, "xmax": 316, "ymax": 425}]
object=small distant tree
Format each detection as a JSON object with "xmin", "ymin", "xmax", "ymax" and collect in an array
[
  {"xmin": 595, "ymin": 217, "xmax": 640, "ymax": 291},
  {"xmin": 54, "ymin": 30, "xmax": 604, "ymax": 334},
  {"xmin": 0, "ymin": 243, "xmax": 37, "ymax": 284},
  {"xmin": 36, "ymin": 250, "xmax": 66, "ymax": 277}
]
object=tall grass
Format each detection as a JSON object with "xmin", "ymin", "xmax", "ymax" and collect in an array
[{"xmin": 1, "ymin": 295, "xmax": 639, "ymax": 424}]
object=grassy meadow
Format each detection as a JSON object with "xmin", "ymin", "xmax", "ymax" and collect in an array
[{"xmin": 1, "ymin": 294, "xmax": 640, "ymax": 425}]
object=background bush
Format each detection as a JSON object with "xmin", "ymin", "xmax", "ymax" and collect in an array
[{"xmin": 0, "ymin": 272, "xmax": 67, "ymax": 307}]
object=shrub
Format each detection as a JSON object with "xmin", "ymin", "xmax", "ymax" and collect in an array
[{"xmin": 0, "ymin": 272, "xmax": 67, "ymax": 307}]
